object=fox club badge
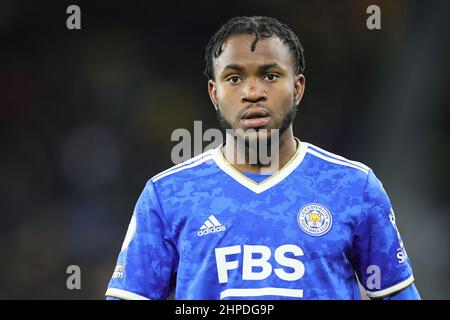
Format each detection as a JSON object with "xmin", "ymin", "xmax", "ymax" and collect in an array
[{"xmin": 297, "ymin": 203, "xmax": 333, "ymax": 236}]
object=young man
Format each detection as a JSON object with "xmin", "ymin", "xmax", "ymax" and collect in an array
[{"xmin": 105, "ymin": 16, "xmax": 420, "ymax": 300}]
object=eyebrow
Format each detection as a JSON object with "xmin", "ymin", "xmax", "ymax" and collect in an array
[{"xmin": 221, "ymin": 63, "xmax": 281, "ymax": 74}]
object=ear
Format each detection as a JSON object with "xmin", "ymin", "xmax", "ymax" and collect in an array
[
  {"xmin": 294, "ymin": 74, "xmax": 306, "ymax": 106},
  {"xmin": 208, "ymin": 79, "xmax": 219, "ymax": 111}
]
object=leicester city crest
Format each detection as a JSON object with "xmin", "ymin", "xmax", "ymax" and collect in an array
[{"xmin": 297, "ymin": 203, "xmax": 333, "ymax": 236}]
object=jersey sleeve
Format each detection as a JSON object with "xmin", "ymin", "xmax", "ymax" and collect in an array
[
  {"xmin": 352, "ymin": 169, "xmax": 415, "ymax": 299},
  {"xmin": 105, "ymin": 180, "xmax": 178, "ymax": 300},
  {"xmin": 382, "ymin": 283, "xmax": 421, "ymax": 300}
]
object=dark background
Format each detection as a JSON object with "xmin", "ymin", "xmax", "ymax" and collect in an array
[{"xmin": 1, "ymin": 0, "xmax": 449, "ymax": 299}]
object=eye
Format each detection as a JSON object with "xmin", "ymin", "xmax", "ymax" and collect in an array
[
  {"xmin": 226, "ymin": 76, "xmax": 242, "ymax": 84},
  {"xmin": 264, "ymin": 73, "xmax": 279, "ymax": 81}
]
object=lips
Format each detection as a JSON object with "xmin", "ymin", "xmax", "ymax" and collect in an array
[{"xmin": 240, "ymin": 107, "xmax": 271, "ymax": 128}]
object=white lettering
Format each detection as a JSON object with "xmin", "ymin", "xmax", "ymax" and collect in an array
[
  {"xmin": 274, "ymin": 244, "xmax": 305, "ymax": 281},
  {"xmin": 242, "ymin": 245, "xmax": 272, "ymax": 280},
  {"xmin": 215, "ymin": 245, "xmax": 241, "ymax": 283},
  {"xmin": 215, "ymin": 244, "xmax": 306, "ymax": 284},
  {"xmin": 366, "ymin": 265, "xmax": 381, "ymax": 290},
  {"xmin": 366, "ymin": 5, "xmax": 381, "ymax": 30}
]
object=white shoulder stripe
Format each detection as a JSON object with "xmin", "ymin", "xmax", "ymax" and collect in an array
[
  {"xmin": 365, "ymin": 275, "xmax": 414, "ymax": 298},
  {"xmin": 105, "ymin": 288, "xmax": 150, "ymax": 300},
  {"xmin": 307, "ymin": 148, "xmax": 369, "ymax": 174},
  {"xmin": 151, "ymin": 154, "xmax": 213, "ymax": 182},
  {"xmin": 151, "ymin": 149, "xmax": 214, "ymax": 182},
  {"xmin": 304, "ymin": 143, "xmax": 370, "ymax": 171}
]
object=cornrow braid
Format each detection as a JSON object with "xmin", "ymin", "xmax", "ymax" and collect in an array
[{"xmin": 204, "ymin": 16, "xmax": 305, "ymax": 80}]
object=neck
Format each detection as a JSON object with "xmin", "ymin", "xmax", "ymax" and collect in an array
[{"xmin": 221, "ymin": 127, "xmax": 298, "ymax": 174}]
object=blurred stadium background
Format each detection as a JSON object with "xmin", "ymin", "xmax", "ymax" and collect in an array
[{"xmin": 0, "ymin": 0, "xmax": 449, "ymax": 299}]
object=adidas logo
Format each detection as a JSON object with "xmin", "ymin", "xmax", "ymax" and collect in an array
[{"xmin": 197, "ymin": 215, "xmax": 226, "ymax": 237}]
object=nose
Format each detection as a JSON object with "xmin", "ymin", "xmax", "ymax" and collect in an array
[{"xmin": 241, "ymin": 78, "xmax": 267, "ymax": 103}]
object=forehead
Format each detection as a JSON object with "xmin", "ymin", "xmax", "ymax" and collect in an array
[{"xmin": 214, "ymin": 34, "xmax": 294, "ymax": 73}]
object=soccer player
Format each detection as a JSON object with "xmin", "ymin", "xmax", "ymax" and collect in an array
[{"xmin": 105, "ymin": 16, "xmax": 420, "ymax": 300}]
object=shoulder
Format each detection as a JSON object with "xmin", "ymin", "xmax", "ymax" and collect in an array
[
  {"xmin": 149, "ymin": 148, "xmax": 218, "ymax": 184},
  {"xmin": 302, "ymin": 141, "xmax": 371, "ymax": 177}
]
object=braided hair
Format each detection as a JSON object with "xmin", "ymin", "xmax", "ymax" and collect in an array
[{"xmin": 204, "ymin": 16, "xmax": 305, "ymax": 80}]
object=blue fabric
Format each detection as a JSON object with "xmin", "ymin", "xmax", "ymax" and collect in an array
[
  {"xmin": 241, "ymin": 171, "xmax": 272, "ymax": 183},
  {"xmin": 382, "ymin": 284, "xmax": 421, "ymax": 300},
  {"xmin": 105, "ymin": 142, "xmax": 417, "ymax": 300}
]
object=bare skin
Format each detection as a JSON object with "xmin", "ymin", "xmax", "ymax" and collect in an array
[{"xmin": 208, "ymin": 34, "xmax": 305, "ymax": 174}]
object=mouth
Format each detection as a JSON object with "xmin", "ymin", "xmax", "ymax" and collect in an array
[{"xmin": 240, "ymin": 107, "xmax": 271, "ymax": 128}]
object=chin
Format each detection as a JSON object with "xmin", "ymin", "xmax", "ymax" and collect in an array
[{"xmin": 235, "ymin": 128, "xmax": 276, "ymax": 145}]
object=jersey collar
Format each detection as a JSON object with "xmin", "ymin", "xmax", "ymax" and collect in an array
[{"xmin": 212, "ymin": 137, "xmax": 307, "ymax": 194}]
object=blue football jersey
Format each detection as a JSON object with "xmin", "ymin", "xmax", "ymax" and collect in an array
[{"xmin": 105, "ymin": 139, "xmax": 415, "ymax": 300}]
